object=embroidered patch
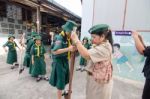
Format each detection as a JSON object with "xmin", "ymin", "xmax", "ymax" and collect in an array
[{"xmin": 55, "ymin": 41, "xmax": 61, "ymax": 45}]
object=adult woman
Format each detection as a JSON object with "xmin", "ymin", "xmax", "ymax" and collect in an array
[
  {"xmin": 71, "ymin": 24, "xmax": 113, "ymax": 99},
  {"xmin": 132, "ymin": 31, "xmax": 150, "ymax": 99}
]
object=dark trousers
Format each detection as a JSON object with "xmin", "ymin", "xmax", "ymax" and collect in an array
[{"xmin": 142, "ymin": 79, "xmax": 150, "ymax": 99}]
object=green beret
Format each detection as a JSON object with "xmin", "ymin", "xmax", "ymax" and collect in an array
[
  {"xmin": 83, "ymin": 37, "xmax": 88, "ymax": 41},
  {"xmin": 8, "ymin": 34, "xmax": 15, "ymax": 39},
  {"xmin": 26, "ymin": 36, "xmax": 31, "ymax": 40},
  {"xmin": 27, "ymin": 33, "xmax": 31, "ymax": 36},
  {"xmin": 88, "ymin": 24, "xmax": 109, "ymax": 34},
  {"xmin": 31, "ymin": 32, "xmax": 38, "ymax": 37},
  {"xmin": 34, "ymin": 35, "xmax": 41, "ymax": 40},
  {"xmin": 62, "ymin": 20, "xmax": 78, "ymax": 33}
]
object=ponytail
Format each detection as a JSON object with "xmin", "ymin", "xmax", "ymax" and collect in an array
[
  {"xmin": 104, "ymin": 30, "xmax": 113, "ymax": 52},
  {"xmin": 106, "ymin": 30, "xmax": 113, "ymax": 47}
]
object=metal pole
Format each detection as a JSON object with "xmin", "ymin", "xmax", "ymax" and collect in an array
[{"xmin": 122, "ymin": 0, "xmax": 128, "ymax": 30}]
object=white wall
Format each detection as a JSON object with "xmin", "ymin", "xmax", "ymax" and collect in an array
[
  {"xmin": 125, "ymin": 0, "xmax": 150, "ymax": 30},
  {"xmin": 81, "ymin": 0, "xmax": 150, "ymax": 38},
  {"xmin": 81, "ymin": 0, "xmax": 94, "ymax": 39}
]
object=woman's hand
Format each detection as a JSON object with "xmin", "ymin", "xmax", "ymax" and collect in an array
[
  {"xmin": 132, "ymin": 31, "xmax": 139, "ymax": 38},
  {"xmin": 68, "ymin": 45, "xmax": 77, "ymax": 52},
  {"xmin": 71, "ymin": 32, "xmax": 79, "ymax": 43}
]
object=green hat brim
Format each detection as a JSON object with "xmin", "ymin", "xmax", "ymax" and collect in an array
[
  {"xmin": 83, "ymin": 37, "xmax": 88, "ymax": 41},
  {"xmin": 8, "ymin": 35, "xmax": 15, "ymax": 39},
  {"xmin": 88, "ymin": 24, "xmax": 109, "ymax": 34},
  {"xmin": 62, "ymin": 20, "xmax": 78, "ymax": 33},
  {"xmin": 31, "ymin": 32, "xmax": 38, "ymax": 37},
  {"xmin": 62, "ymin": 25, "xmax": 72, "ymax": 32},
  {"xmin": 32, "ymin": 34, "xmax": 39, "ymax": 37},
  {"xmin": 34, "ymin": 36, "xmax": 41, "ymax": 40}
]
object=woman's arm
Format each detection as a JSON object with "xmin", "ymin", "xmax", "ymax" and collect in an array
[
  {"xmin": 75, "ymin": 41, "xmax": 90, "ymax": 60},
  {"xmin": 138, "ymin": 35, "xmax": 146, "ymax": 48},
  {"xmin": 71, "ymin": 32, "xmax": 90, "ymax": 60},
  {"xmin": 132, "ymin": 31, "xmax": 145, "ymax": 55}
]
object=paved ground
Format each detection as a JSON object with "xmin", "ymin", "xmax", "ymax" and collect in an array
[{"xmin": 0, "ymin": 49, "xmax": 144, "ymax": 99}]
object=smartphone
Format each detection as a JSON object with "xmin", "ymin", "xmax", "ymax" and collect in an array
[{"xmin": 115, "ymin": 30, "xmax": 132, "ymax": 36}]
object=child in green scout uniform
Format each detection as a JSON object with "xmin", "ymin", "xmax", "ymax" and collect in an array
[
  {"xmin": 23, "ymin": 32, "xmax": 38, "ymax": 68},
  {"xmin": 18, "ymin": 32, "xmax": 38, "ymax": 74},
  {"xmin": 77, "ymin": 37, "xmax": 90, "ymax": 71},
  {"xmin": 30, "ymin": 35, "xmax": 48, "ymax": 82},
  {"xmin": 3, "ymin": 34, "xmax": 20, "ymax": 69},
  {"xmin": 49, "ymin": 20, "xmax": 77, "ymax": 99}
]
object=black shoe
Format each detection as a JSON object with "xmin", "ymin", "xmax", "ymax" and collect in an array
[
  {"xmin": 11, "ymin": 66, "xmax": 15, "ymax": 69},
  {"xmin": 62, "ymin": 90, "xmax": 69, "ymax": 96},
  {"xmin": 15, "ymin": 63, "xmax": 19, "ymax": 67},
  {"xmin": 19, "ymin": 68, "xmax": 24, "ymax": 74},
  {"xmin": 36, "ymin": 77, "xmax": 42, "ymax": 82},
  {"xmin": 43, "ymin": 77, "xmax": 49, "ymax": 81}
]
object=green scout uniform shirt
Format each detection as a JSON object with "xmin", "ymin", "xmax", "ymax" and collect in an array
[
  {"xmin": 49, "ymin": 34, "xmax": 69, "ymax": 90},
  {"xmin": 3, "ymin": 41, "xmax": 18, "ymax": 64},
  {"xmin": 30, "ymin": 44, "xmax": 46, "ymax": 76},
  {"xmin": 23, "ymin": 38, "xmax": 34, "ymax": 67}
]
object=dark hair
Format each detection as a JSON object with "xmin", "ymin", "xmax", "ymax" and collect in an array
[
  {"xmin": 82, "ymin": 37, "xmax": 89, "ymax": 43},
  {"xmin": 91, "ymin": 30, "xmax": 113, "ymax": 47},
  {"xmin": 113, "ymin": 43, "xmax": 120, "ymax": 49},
  {"xmin": 62, "ymin": 31, "xmax": 68, "ymax": 43},
  {"xmin": 105, "ymin": 30, "xmax": 113, "ymax": 47}
]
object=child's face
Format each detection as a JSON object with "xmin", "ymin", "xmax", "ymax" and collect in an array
[
  {"xmin": 83, "ymin": 39, "xmax": 88, "ymax": 43},
  {"xmin": 35, "ymin": 39, "xmax": 41, "ymax": 45},
  {"xmin": 114, "ymin": 46, "xmax": 119, "ymax": 51},
  {"xmin": 9, "ymin": 37, "xmax": 14, "ymax": 41},
  {"xmin": 91, "ymin": 34, "xmax": 105, "ymax": 45}
]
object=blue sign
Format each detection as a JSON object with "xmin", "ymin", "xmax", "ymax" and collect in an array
[{"xmin": 115, "ymin": 31, "xmax": 132, "ymax": 36}]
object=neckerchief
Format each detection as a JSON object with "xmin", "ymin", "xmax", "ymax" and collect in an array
[
  {"xmin": 60, "ymin": 31, "xmax": 71, "ymax": 60},
  {"xmin": 13, "ymin": 42, "xmax": 16, "ymax": 49},
  {"xmin": 35, "ymin": 44, "xmax": 40, "ymax": 57},
  {"xmin": 9, "ymin": 41, "xmax": 16, "ymax": 49}
]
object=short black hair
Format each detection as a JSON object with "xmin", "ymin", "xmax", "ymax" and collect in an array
[
  {"xmin": 113, "ymin": 43, "xmax": 120, "ymax": 49},
  {"xmin": 82, "ymin": 37, "xmax": 88, "ymax": 42}
]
